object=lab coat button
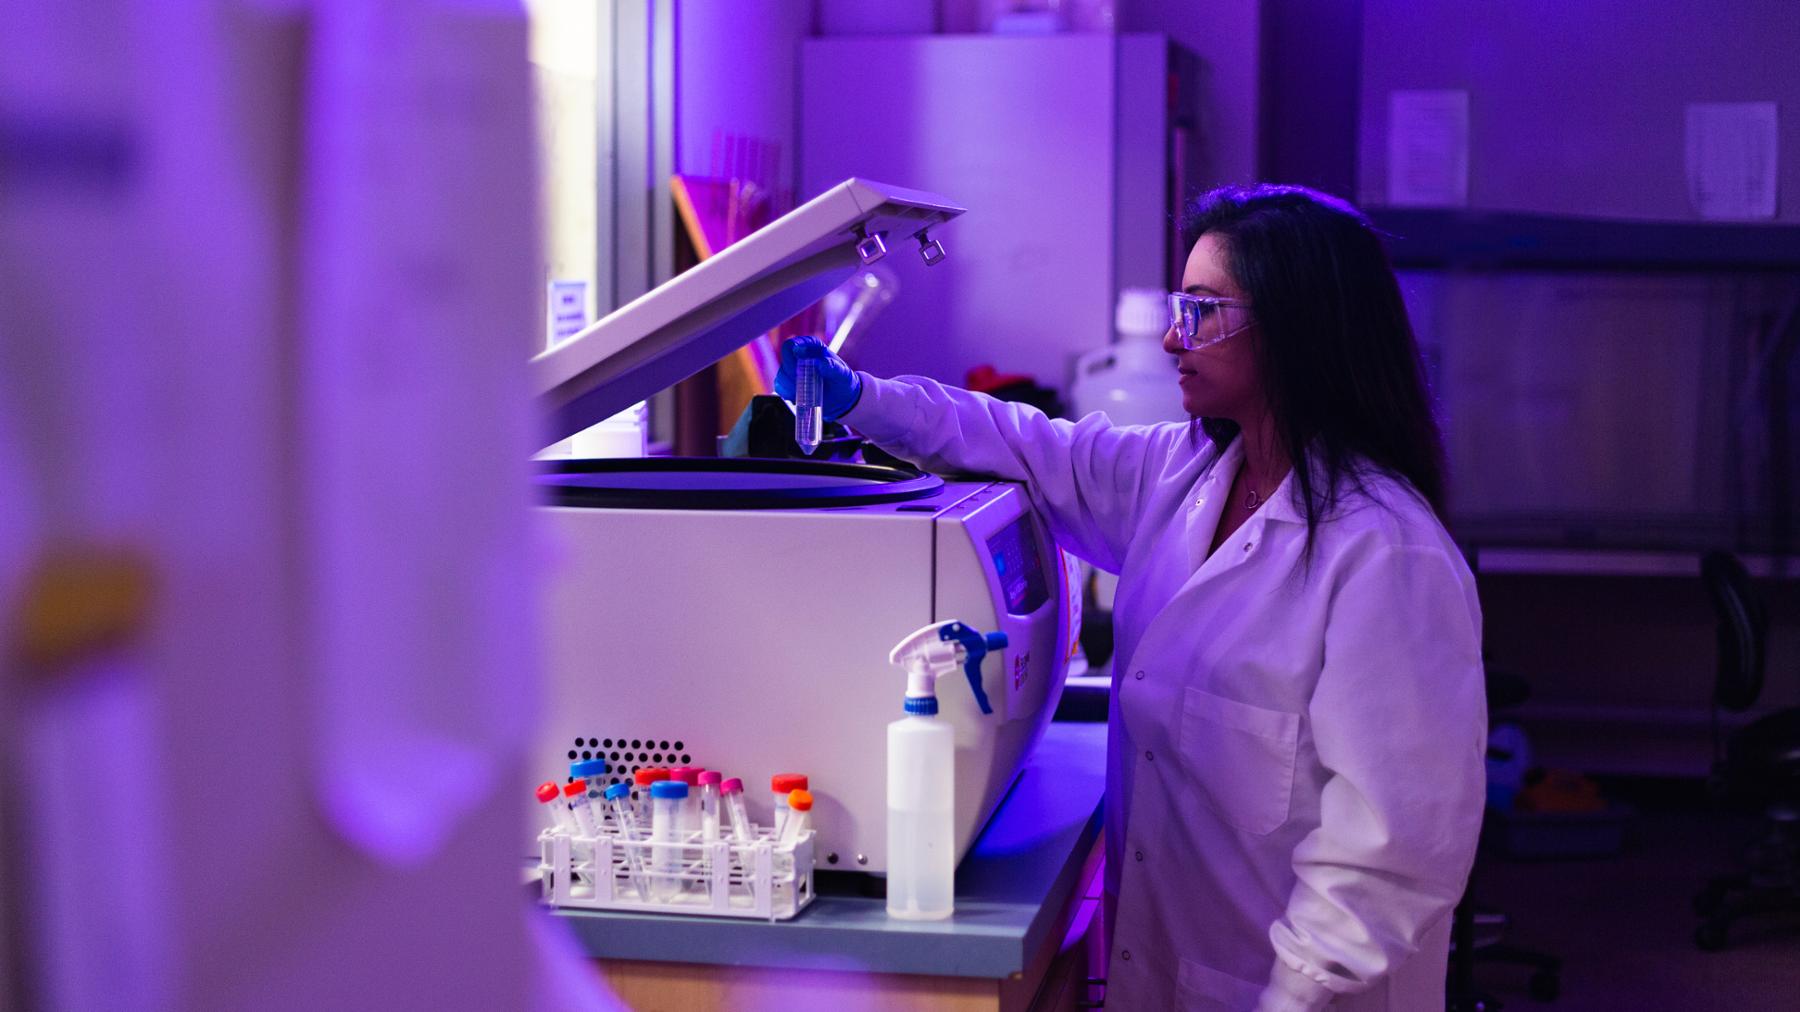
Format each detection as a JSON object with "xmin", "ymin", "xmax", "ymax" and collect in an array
[
  {"xmin": 1243, "ymin": 541, "xmax": 1254, "ymax": 552},
  {"xmin": 1121, "ymin": 949, "xmax": 1132, "ymax": 961},
  {"xmin": 1145, "ymin": 749, "xmax": 1154, "ymax": 761},
  {"xmin": 1133, "ymin": 669, "xmax": 1145, "ymax": 680},
  {"xmin": 1134, "ymin": 849, "xmax": 1144, "ymax": 862}
]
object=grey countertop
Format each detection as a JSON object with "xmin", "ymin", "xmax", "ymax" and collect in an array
[{"xmin": 547, "ymin": 720, "xmax": 1107, "ymax": 979}]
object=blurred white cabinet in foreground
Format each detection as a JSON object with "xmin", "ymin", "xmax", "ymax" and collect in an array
[{"xmin": 801, "ymin": 34, "xmax": 1178, "ymax": 395}]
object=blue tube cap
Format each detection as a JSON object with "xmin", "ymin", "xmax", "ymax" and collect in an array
[
  {"xmin": 571, "ymin": 759, "xmax": 609, "ymax": 777},
  {"xmin": 604, "ymin": 783, "xmax": 631, "ymax": 801},
  {"xmin": 650, "ymin": 780, "xmax": 689, "ymax": 800}
]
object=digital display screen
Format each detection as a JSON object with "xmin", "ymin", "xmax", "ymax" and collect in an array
[{"xmin": 987, "ymin": 515, "xmax": 1049, "ymax": 615}]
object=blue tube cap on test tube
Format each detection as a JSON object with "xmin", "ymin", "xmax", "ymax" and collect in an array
[
  {"xmin": 605, "ymin": 783, "xmax": 631, "ymax": 801},
  {"xmin": 571, "ymin": 759, "xmax": 608, "ymax": 778},
  {"xmin": 650, "ymin": 781, "xmax": 689, "ymax": 800}
]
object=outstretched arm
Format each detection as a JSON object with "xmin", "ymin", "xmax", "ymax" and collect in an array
[{"xmin": 847, "ymin": 371, "xmax": 1176, "ymax": 574}]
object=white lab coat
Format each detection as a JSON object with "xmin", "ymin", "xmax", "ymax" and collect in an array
[{"xmin": 847, "ymin": 375, "xmax": 1487, "ymax": 1011}]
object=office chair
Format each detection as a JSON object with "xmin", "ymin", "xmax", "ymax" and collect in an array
[{"xmin": 1692, "ymin": 550, "xmax": 1800, "ymax": 951}]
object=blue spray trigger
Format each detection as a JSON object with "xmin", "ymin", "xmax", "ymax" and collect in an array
[{"xmin": 938, "ymin": 622, "xmax": 1005, "ymax": 715}]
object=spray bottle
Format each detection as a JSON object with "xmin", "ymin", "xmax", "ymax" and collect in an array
[{"xmin": 884, "ymin": 620, "xmax": 1007, "ymax": 920}]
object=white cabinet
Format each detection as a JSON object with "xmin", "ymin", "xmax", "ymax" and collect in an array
[{"xmin": 800, "ymin": 34, "xmax": 1175, "ymax": 395}]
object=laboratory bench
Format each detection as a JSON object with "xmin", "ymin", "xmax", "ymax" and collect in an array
[{"xmin": 547, "ymin": 721, "xmax": 1108, "ymax": 1011}]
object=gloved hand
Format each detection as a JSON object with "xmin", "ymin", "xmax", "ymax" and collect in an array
[{"xmin": 775, "ymin": 335, "xmax": 863, "ymax": 421}]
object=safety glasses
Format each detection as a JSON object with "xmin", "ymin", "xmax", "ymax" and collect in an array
[{"xmin": 1168, "ymin": 292, "xmax": 1255, "ymax": 351}]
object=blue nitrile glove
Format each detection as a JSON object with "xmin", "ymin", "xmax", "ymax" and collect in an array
[{"xmin": 774, "ymin": 335, "xmax": 863, "ymax": 420}]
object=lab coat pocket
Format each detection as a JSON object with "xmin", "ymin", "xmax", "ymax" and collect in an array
[
  {"xmin": 1177, "ymin": 957, "xmax": 1267, "ymax": 1010},
  {"xmin": 1179, "ymin": 687, "xmax": 1299, "ymax": 836}
]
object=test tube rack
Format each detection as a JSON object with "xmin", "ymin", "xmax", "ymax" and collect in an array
[{"xmin": 538, "ymin": 826, "xmax": 816, "ymax": 922}]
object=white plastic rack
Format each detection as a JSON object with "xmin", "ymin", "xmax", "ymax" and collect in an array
[{"xmin": 538, "ymin": 824, "xmax": 816, "ymax": 922}]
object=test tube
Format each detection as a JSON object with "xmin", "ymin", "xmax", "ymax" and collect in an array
[
  {"xmin": 697, "ymin": 770, "xmax": 722, "ymax": 842},
  {"xmin": 572, "ymin": 759, "xmax": 610, "ymax": 828},
  {"xmin": 771, "ymin": 774, "xmax": 808, "ymax": 837},
  {"xmin": 648, "ymin": 780, "xmax": 689, "ymax": 902},
  {"xmin": 778, "ymin": 789, "xmax": 813, "ymax": 848},
  {"xmin": 633, "ymin": 768, "xmax": 670, "ymax": 826},
  {"xmin": 795, "ymin": 356, "xmax": 823, "ymax": 454},
  {"xmin": 670, "ymin": 767, "xmax": 703, "ymax": 841},
  {"xmin": 536, "ymin": 781, "xmax": 575, "ymax": 834},
  {"xmin": 605, "ymin": 783, "xmax": 651, "ymax": 901},
  {"xmin": 721, "ymin": 777, "xmax": 754, "ymax": 843},
  {"xmin": 563, "ymin": 780, "xmax": 598, "ymax": 838}
]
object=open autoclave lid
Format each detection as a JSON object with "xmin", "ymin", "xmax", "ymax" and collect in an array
[{"xmin": 530, "ymin": 177, "xmax": 966, "ymax": 509}]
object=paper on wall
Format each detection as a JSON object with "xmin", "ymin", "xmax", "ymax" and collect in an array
[
  {"xmin": 1387, "ymin": 90, "xmax": 1470, "ymax": 207},
  {"xmin": 1686, "ymin": 102, "xmax": 1778, "ymax": 220},
  {"xmin": 549, "ymin": 279, "xmax": 590, "ymax": 347}
]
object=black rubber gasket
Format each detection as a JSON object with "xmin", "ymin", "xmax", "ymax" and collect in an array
[{"xmin": 537, "ymin": 456, "xmax": 946, "ymax": 510}]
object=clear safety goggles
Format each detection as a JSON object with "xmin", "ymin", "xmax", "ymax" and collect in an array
[{"xmin": 1168, "ymin": 292, "xmax": 1255, "ymax": 351}]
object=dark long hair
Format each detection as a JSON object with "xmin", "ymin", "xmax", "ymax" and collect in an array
[{"xmin": 1182, "ymin": 184, "xmax": 1447, "ymax": 552}]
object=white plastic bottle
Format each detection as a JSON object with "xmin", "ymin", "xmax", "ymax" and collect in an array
[
  {"xmin": 887, "ymin": 703, "xmax": 956, "ymax": 920},
  {"xmin": 884, "ymin": 621, "xmax": 1006, "ymax": 921},
  {"xmin": 1069, "ymin": 286, "xmax": 1186, "ymax": 426}
]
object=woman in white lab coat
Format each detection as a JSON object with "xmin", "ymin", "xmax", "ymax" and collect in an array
[{"xmin": 779, "ymin": 184, "xmax": 1486, "ymax": 1011}]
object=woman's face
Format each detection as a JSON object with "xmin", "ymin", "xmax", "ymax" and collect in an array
[{"xmin": 1163, "ymin": 232, "xmax": 1262, "ymax": 421}]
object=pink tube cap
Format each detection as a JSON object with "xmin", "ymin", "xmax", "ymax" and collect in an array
[
  {"xmin": 670, "ymin": 766, "xmax": 702, "ymax": 785},
  {"xmin": 697, "ymin": 770, "xmax": 722, "ymax": 786},
  {"xmin": 720, "ymin": 777, "xmax": 744, "ymax": 795}
]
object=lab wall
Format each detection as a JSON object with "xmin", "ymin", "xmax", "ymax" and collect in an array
[
  {"xmin": 1401, "ymin": 269, "xmax": 1799, "ymax": 552},
  {"xmin": 675, "ymin": 0, "xmax": 811, "ymax": 189},
  {"xmin": 1358, "ymin": 0, "xmax": 1800, "ymax": 223},
  {"xmin": 1350, "ymin": 0, "xmax": 1800, "ymax": 776},
  {"xmin": 1118, "ymin": 0, "xmax": 1264, "ymax": 191},
  {"xmin": 679, "ymin": 1, "xmax": 1265, "ymax": 393},
  {"xmin": 799, "ymin": 34, "xmax": 1170, "ymax": 390}
]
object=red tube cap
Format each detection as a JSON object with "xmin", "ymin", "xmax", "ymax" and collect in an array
[
  {"xmin": 563, "ymin": 780, "xmax": 586, "ymax": 797},
  {"xmin": 535, "ymin": 781, "xmax": 560, "ymax": 804},
  {"xmin": 771, "ymin": 773, "xmax": 808, "ymax": 793},
  {"xmin": 635, "ymin": 768, "xmax": 671, "ymax": 786}
]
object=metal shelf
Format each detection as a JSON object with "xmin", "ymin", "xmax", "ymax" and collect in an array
[
  {"xmin": 1370, "ymin": 207, "xmax": 1800, "ymax": 272},
  {"xmin": 1467, "ymin": 546, "xmax": 1800, "ymax": 579}
]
